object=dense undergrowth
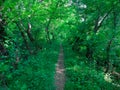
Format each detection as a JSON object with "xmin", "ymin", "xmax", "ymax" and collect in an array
[
  {"xmin": 0, "ymin": 43, "xmax": 59, "ymax": 90},
  {"xmin": 64, "ymin": 45, "xmax": 120, "ymax": 90},
  {"xmin": 1, "ymin": 0, "xmax": 120, "ymax": 90}
]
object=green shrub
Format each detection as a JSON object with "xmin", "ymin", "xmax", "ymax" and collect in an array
[{"xmin": 64, "ymin": 47, "xmax": 120, "ymax": 90}]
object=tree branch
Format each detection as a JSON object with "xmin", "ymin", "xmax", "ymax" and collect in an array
[
  {"xmin": 94, "ymin": 7, "xmax": 113, "ymax": 33},
  {"xmin": 26, "ymin": 23, "xmax": 35, "ymax": 42}
]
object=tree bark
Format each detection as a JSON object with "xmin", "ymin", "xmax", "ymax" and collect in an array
[
  {"xmin": 0, "ymin": 0, "xmax": 7, "ymax": 56},
  {"xmin": 45, "ymin": 18, "xmax": 52, "ymax": 43},
  {"xmin": 26, "ymin": 23, "xmax": 35, "ymax": 42},
  {"xmin": 105, "ymin": 7, "xmax": 117, "ymax": 73},
  {"xmin": 15, "ymin": 22, "xmax": 31, "ymax": 53},
  {"xmin": 94, "ymin": 8, "xmax": 113, "ymax": 33}
]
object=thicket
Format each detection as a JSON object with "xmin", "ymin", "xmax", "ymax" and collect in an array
[
  {"xmin": 63, "ymin": 0, "xmax": 120, "ymax": 90},
  {"xmin": 0, "ymin": 0, "xmax": 61, "ymax": 89},
  {"xmin": 0, "ymin": 0, "xmax": 120, "ymax": 90},
  {"xmin": 64, "ymin": 45, "xmax": 119, "ymax": 90}
]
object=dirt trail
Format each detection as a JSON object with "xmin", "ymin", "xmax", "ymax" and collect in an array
[{"xmin": 55, "ymin": 45, "xmax": 65, "ymax": 90}]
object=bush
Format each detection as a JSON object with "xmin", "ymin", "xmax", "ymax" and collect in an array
[{"xmin": 64, "ymin": 47, "xmax": 120, "ymax": 90}]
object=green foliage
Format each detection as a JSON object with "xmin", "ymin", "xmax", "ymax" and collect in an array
[
  {"xmin": 64, "ymin": 47, "xmax": 119, "ymax": 90},
  {"xmin": 1, "ymin": 0, "xmax": 120, "ymax": 89},
  {"xmin": 0, "ymin": 44, "xmax": 59, "ymax": 90}
]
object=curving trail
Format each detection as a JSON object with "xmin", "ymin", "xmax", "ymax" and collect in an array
[{"xmin": 55, "ymin": 45, "xmax": 65, "ymax": 90}]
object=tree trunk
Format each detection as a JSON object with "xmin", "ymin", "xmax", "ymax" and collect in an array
[
  {"xmin": 15, "ymin": 22, "xmax": 32, "ymax": 54},
  {"xmin": 26, "ymin": 23, "xmax": 35, "ymax": 42},
  {"xmin": 105, "ymin": 7, "xmax": 117, "ymax": 73},
  {"xmin": 0, "ymin": 1, "xmax": 7, "ymax": 56},
  {"xmin": 45, "ymin": 18, "xmax": 52, "ymax": 43}
]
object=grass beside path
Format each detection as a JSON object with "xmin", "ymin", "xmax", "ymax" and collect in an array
[
  {"xmin": 64, "ymin": 46, "xmax": 118, "ymax": 90},
  {"xmin": 6, "ymin": 44, "xmax": 59, "ymax": 90}
]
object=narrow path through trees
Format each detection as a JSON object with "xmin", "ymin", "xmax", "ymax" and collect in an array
[{"xmin": 55, "ymin": 45, "xmax": 65, "ymax": 90}]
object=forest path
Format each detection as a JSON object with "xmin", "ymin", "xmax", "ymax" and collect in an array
[{"xmin": 55, "ymin": 45, "xmax": 65, "ymax": 90}]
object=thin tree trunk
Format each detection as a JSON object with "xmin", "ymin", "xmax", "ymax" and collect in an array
[
  {"xmin": 0, "ymin": 1, "xmax": 7, "ymax": 56},
  {"xmin": 15, "ymin": 22, "xmax": 31, "ymax": 54},
  {"xmin": 105, "ymin": 7, "xmax": 117, "ymax": 73},
  {"xmin": 26, "ymin": 23, "xmax": 35, "ymax": 42},
  {"xmin": 45, "ymin": 17, "xmax": 52, "ymax": 43}
]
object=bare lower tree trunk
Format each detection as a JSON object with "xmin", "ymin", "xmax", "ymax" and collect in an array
[
  {"xmin": 26, "ymin": 23, "xmax": 35, "ymax": 42},
  {"xmin": 105, "ymin": 8, "xmax": 117, "ymax": 73},
  {"xmin": 45, "ymin": 18, "xmax": 52, "ymax": 43},
  {"xmin": 15, "ymin": 22, "xmax": 32, "ymax": 54},
  {"xmin": 0, "ymin": 1, "xmax": 8, "ymax": 56},
  {"xmin": 105, "ymin": 36, "xmax": 114, "ymax": 73}
]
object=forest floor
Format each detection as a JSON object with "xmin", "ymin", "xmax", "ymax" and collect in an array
[{"xmin": 55, "ymin": 45, "xmax": 65, "ymax": 90}]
